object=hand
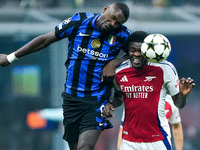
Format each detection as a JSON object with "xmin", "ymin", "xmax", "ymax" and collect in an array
[
  {"xmin": 179, "ymin": 77, "xmax": 195, "ymax": 96},
  {"xmin": 101, "ymin": 61, "xmax": 116, "ymax": 83},
  {"xmin": 0, "ymin": 54, "xmax": 10, "ymax": 67},
  {"xmin": 101, "ymin": 102, "xmax": 115, "ymax": 118}
]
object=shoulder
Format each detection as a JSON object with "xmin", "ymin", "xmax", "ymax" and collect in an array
[
  {"xmin": 116, "ymin": 25, "xmax": 131, "ymax": 37},
  {"xmin": 150, "ymin": 60, "xmax": 177, "ymax": 75},
  {"xmin": 116, "ymin": 59, "xmax": 130, "ymax": 73},
  {"xmin": 122, "ymin": 25, "xmax": 131, "ymax": 32},
  {"xmin": 71, "ymin": 12, "xmax": 96, "ymax": 21}
]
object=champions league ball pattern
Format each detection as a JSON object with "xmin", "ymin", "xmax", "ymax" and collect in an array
[{"xmin": 141, "ymin": 34, "xmax": 171, "ymax": 63}]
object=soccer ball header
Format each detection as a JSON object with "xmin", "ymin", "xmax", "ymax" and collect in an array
[{"xmin": 141, "ymin": 34, "xmax": 171, "ymax": 63}]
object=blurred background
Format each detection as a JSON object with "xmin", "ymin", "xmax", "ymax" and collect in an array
[{"xmin": 0, "ymin": 0, "xmax": 200, "ymax": 150}]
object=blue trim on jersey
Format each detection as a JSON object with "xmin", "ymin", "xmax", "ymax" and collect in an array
[
  {"xmin": 157, "ymin": 112, "xmax": 172, "ymax": 150},
  {"xmin": 159, "ymin": 62, "xmax": 177, "ymax": 75},
  {"xmin": 118, "ymin": 60, "xmax": 129, "ymax": 69},
  {"xmin": 92, "ymin": 14, "xmax": 100, "ymax": 30},
  {"xmin": 162, "ymin": 137, "xmax": 172, "ymax": 150},
  {"xmin": 157, "ymin": 111, "xmax": 169, "ymax": 139}
]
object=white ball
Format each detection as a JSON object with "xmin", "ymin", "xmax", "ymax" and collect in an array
[{"xmin": 141, "ymin": 34, "xmax": 171, "ymax": 63}]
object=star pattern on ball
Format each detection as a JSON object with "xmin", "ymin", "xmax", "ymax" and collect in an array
[
  {"xmin": 155, "ymin": 52, "xmax": 164, "ymax": 62},
  {"xmin": 141, "ymin": 34, "xmax": 171, "ymax": 63},
  {"xmin": 147, "ymin": 42, "xmax": 156, "ymax": 51},
  {"xmin": 161, "ymin": 39, "xmax": 170, "ymax": 50}
]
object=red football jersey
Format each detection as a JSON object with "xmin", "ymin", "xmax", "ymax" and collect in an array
[{"xmin": 114, "ymin": 60, "xmax": 179, "ymax": 142}]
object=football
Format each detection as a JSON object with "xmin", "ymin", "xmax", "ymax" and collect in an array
[{"xmin": 141, "ymin": 34, "xmax": 171, "ymax": 63}]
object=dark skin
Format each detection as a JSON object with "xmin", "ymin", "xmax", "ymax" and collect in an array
[
  {"xmin": 102, "ymin": 41, "xmax": 195, "ymax": 118},
  {"xmin": 0, "ymin": 3, "xmax": 128, "ymax": 150}
]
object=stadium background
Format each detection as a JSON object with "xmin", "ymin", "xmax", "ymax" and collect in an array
[{"xmin": 0, "ymin": 0, "xmax": 200, "ymax": 149}]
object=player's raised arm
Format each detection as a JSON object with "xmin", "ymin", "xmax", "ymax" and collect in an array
[
  {"xmin": 0, "ymin": 30, "xmax": 59, "ymax": 67},
  {"xmin": 172, "ymin": 77, "xmax": 195, "ymax": 108}
]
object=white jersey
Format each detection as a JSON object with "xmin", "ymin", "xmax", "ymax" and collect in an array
[
  {"xmin": 114, "ymin": 60, "xmax": 179, "ymax": 143},
  {"xmin": 165, "ymin": 94, "xmax": 181, "ymax": 124}
]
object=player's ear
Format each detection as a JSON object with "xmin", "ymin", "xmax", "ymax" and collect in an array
[{"xmin": 103, "ymin": 6, "xmax": 109, "ymax": 13}]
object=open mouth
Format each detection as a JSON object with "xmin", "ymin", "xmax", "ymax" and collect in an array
[{"xmin": 133, "ymin": 58, "xmax": 141, "ymax": 64}]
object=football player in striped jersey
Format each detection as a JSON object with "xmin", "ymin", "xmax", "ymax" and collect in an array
[{"xmin": 0, "ymin": 2, "xmax": 131, "ymax": 150}]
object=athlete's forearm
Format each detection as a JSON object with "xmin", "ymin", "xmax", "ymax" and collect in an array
[
  {"xmin": 112, "ymin": 54, "xmax": 129, "ymax": 67},
  {"xmin": 172, "ymin": 93, "xmax": 187, "ymax": 109},
  {"xmin": 110, "ymin": 91, "xmax": 124, "ymax": 108},
  {"xmin": 15, "ymin": 31, "xmax": 58, "ymax": 58},
  {"xmin": 117, "ymin": 127, "xmax": 123, "ymax": 150},
  {"xmin": 172, "ymin": 123, "xmax": 183, "ymax": 150}
]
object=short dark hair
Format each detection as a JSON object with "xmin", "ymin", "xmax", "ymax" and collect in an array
[
  {"xmin": 128, "ymin": 31, "xmax": 149, "ymax": 43},
  {"xmin": 113, "ymin": 2, "xmax": 129, "ymax": 21}
]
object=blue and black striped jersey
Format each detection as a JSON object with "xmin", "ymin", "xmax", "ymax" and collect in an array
[{"xmin": 55, "ymin": 12, "xmax": 131, "ymax": 98}]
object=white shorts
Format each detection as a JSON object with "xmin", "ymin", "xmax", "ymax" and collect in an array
[{"xmin": 120, "ymin": 137, "xmax": 172, "ymax": 150}]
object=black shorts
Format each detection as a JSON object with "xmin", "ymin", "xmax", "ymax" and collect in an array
[{"xmin": 62, "ymin": 92, "xmax": 113, "ymax": 143}]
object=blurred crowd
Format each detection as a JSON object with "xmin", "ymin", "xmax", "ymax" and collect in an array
[{"xmin": 0, "ymin": 0, "xmax": 200, "ymax": 9}]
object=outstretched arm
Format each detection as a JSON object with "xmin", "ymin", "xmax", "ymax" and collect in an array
[
  {"xmin": 0, "ymin": 30, "xmax": 59, "ymax": 67},
  {"xmin": 172, "ymin": 77, "xmax": 195, "ymax": 109},
  {"xmin": 172, "ymin": 122, "xmax": 183, "ymax": 150}
]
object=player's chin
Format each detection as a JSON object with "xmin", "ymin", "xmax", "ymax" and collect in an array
[
  {"xmin": 101, "ymin": 26, "xmax": 113, "ymax": 33},
  {"xmin": 131, "ymin": 59, "xmax": 146, "ymax": 68},
  {"xmin": 131, "ymin": 62, "xmax": 143, "ymax": 68}
]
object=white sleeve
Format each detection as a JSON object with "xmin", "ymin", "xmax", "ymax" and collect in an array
[
  {"xmin": 163, "ymin": 61, "xmax": 180, "ymax": 96},
  {"xmin": 165, "ymin": 95, "xmax": 181, "ymax": 124},
  {"xmin": 169, "ymin": 104, "xmax": 181, "ymax": 124}
]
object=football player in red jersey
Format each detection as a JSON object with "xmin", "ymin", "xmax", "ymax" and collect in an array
[
  {"xmin": 102, "ymin": 31, "xmax": 195, "ymax": 150},
  {"xmin": 117, "ymin": 94, "xmax": 183, "ymax": 150}
]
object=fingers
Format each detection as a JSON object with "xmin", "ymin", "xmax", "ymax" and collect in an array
[
  {"xmin": 0, "ymin": 54, "xmax": 10, "ymax": 67},
  {"xmin": 101, "ymin": 104, "xmax": 115, "ymax": 118},
  {"xmin": 180, "ymin": 77, "xmax": 195, "ymax": 86},
  {"xmin": 179, "ymin": 77, "xmax": 195, "ymax": 96}
]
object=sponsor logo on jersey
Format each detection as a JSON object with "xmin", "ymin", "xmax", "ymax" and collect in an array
[
  {"xmin": 108, "ymin": 35, "xmax": 116, "ymax": 45},
  {"xmin": 175, "ymin": 79, "xmax": 179, "ymax": 88},
  {"xmin": 123, "ymin": 131, "xmax": 128, "ymax": 135},
  {"xmin": 91, "ymin": 38, "xmax": 101, "ymax": 49},
  {"xmin": 99, "ymin": 123, "xmax": 104, "ymax": 126},
  {"xmin": 144, "ymin": 76, "xmax": 156, "ymax": 81},
  {"xmin": 79, "ymin": 32, "xmax": 90, "ymax": 36},
  {"xmin": 77, "ymin": 46, "xmax": 108, "ymax": 59},
  {"xmin": 152, "ymin": 134, "xmax": 160, "ymax": 137},
  {"xmin": 120, "ymin": 85, "xmax": 153, "ymax": 93},
  {"xmin": 120, "ymin": 85, "xmax": 153, "ymax": 98},
  {"xmin": 58, "ymin": 17, "xmax": 71, "ymax": 30},
  {"xmin": 64, "ymin": 17, "xmax": 71, "ymax": 24},
  {"xmin": 120, "ymin": 75, "xmax": 128, "ymax": 82}
]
